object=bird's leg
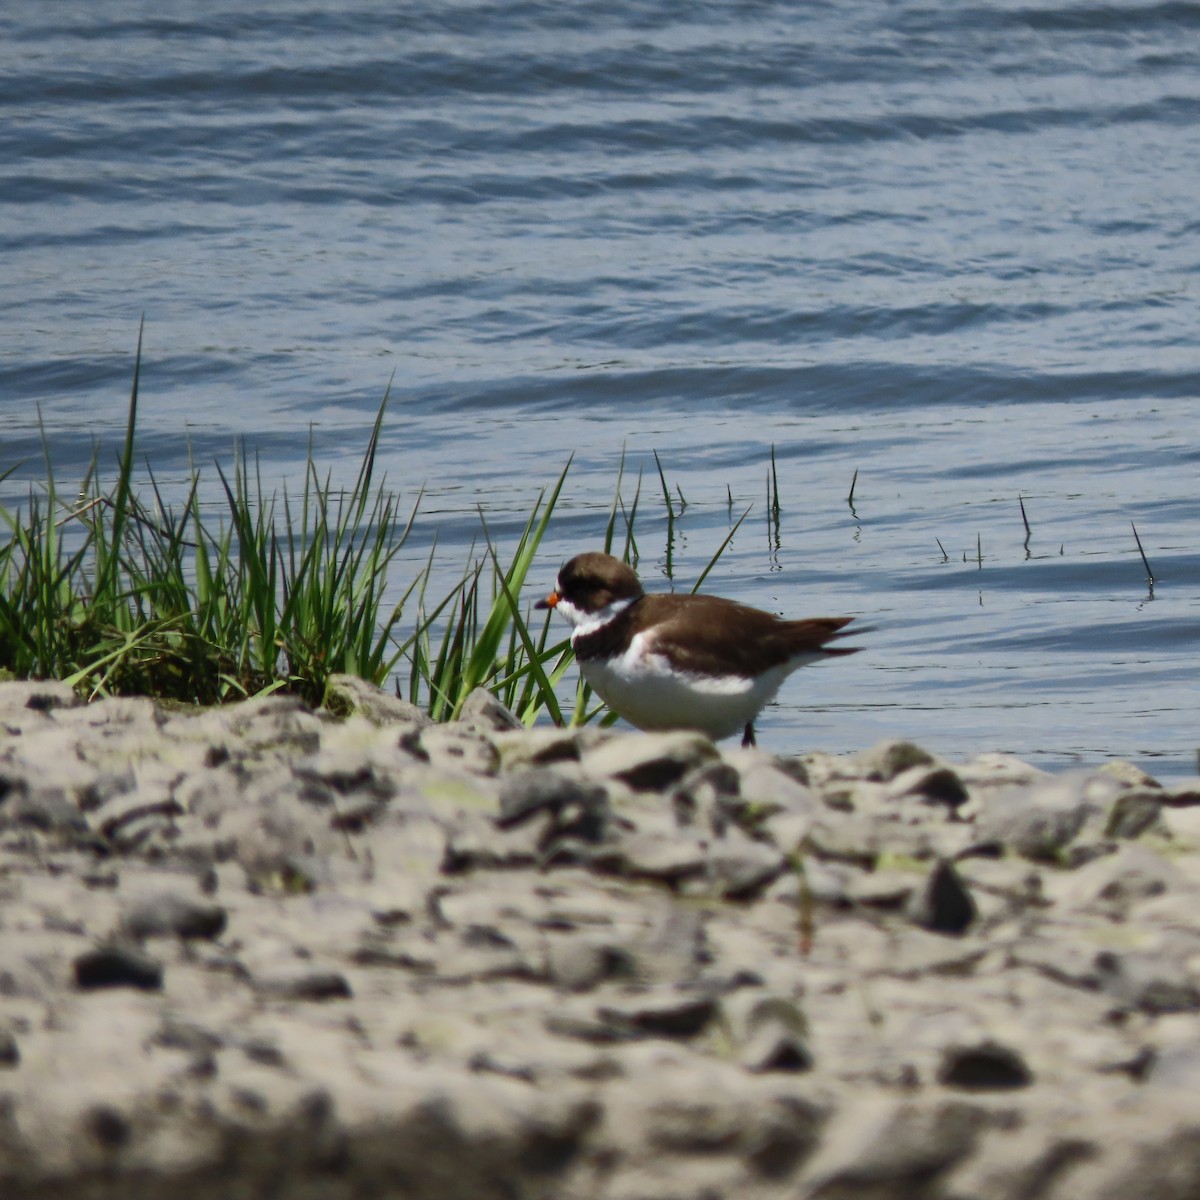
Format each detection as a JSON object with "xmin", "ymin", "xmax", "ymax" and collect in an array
[{"xmin": 742, "ymin": 722, "xmax": 756, "ymax": 748}]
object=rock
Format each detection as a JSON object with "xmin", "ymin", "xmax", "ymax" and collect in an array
[
  {"xmin": 800, "ymin": 1097, "xmax": 998, "ymax": 1196},
  {"xmin": 595, "ymin": 988, "xmax": 718, "ymax": 1039},
  {"xmin": 492, "ymin": 727, "xmax": 591, "ymax": 770},
  {"xmin": 957, "ymin": 751, "xmax": 1049, "ymax": 790},
  {"xmin": 637, "ymin": 900, "xmax": 708, "ymax": 985},
  {"xmin": 496, "ymin": 768, "xmax": 607, "ymax": 836},
  {"xmin": 1163, "ymin": 778, "xmax": 1200, "ymax": 807},
  {"xmin": 851, "ymin": 739, "xmax": 940, "ymax": 782},
  {"xmin": 323, "ymin": 673, "xmax": 431, "ymax": 728},
  {"xmin": 589, "ymin": 830, "xmax": 710, "ymax": 885},
  {"xmin": 720, "ymin": 990, "xmax": 812, "ymax": 1073},
  {"xmin": 4, "ymin": 679, "xmax": 1200, "ymax": 1199},
  {"xmin": 581, "ymin": 731, "xmax": 718, "ymax": 791},
  {"xmin": 225, "ymin": 693, "xmax": 325, "ymax": 755},
  {"xmin": 96, "ymin": 790, "xmax": 184, "ymax": 844},
  {"xmin": 936, "ymin": 1038, "xmax": 1034, "ymax": 1090},
  {"xmin": 0, "ymin": 782, "xmax": 90, "ymax": 835},
  {"xmin": 694, "ymin": 832, "xmax": 786, "ymax": 901},
  {"xmin": 1047, "ymin": 843, "xmax": 1180, "ymax": 918},
  {"xmin": 443, "ymin": 810, "xmax": 541, "ymax": 872},
  {"xmin": 971, "ymin": 769, "xmax": 1158, "ymax": 862},
  {"xmin": 119, "ymin": 891, "xmax": 228, "ymax": 940},
  {"xmin": 73, "ymin": 943, "xmax": 164, "ymax": 991},
  {"xmin": 672, "ymin": 758, "xmax": 742, "ymax": 832},
  {"xmin": 806, "ymin": 810, "xmax": 948, "ymax": 867},
  {"xmin": 846, "ymin": 867, "xmax": 920, "ymax": 910},
  {"xmin": 152, "ymin": 1017, "xmax": 225, "ymax": 1055},
  {"xmin": 1144, "ymin": 1042, "xmax": 1200, "ymax": 1091},
  {"xmin": 0, "ymin": 679, "xmax": 81, "ymax": 716},
  {"xmin": 546, "ymin": 937, "xmax": 636, "ymax": 992},
  {"xmin": 729, "ymin": 758, "xmax": 821, "ymax": 822},
  {"xmin": 454, "ymin": 688, "xmax": 523, "ymax": 732},
  {"xmin": 886, "ymin": 763, "xmax": 971, "ymax": 809},
  {"xmin": 1094, "ymin": 951, "xmax": 1200, "ymax": 1015},
  {"xmin": 1102, "ymin": 787, "xmax": 1164, "ymax": 839},
  {"xmin": 251, "ymin": 965, "xmax": 353, "ymax": 1000},
  {"xmin": 908, "ymin": 859, "xmax": 977, "ymax": 935},
  {"xmin": 1099, "ymin": 760, "xmax": 1162, "ymax": 790},
  {"xmin": 940, "ymin": 1125, "xmax": 1098, "ymax": 1199},
  {"xmin": 418, "ymin": 725, "xmax": 501, "ymax": 776}
]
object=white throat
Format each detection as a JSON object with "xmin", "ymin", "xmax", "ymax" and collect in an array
[{"xmin": 557, "ymin": 595, "xmax": 635, "ymax": 639}]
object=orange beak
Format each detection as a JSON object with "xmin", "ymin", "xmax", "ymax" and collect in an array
[{"xmin": 535, "ymin": 590, "xmax": 559, "ymax": 611}]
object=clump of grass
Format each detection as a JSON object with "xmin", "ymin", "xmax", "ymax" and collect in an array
[{"xmin": 0, "ymin": 330, "xmax": 420, "ymax": 707}]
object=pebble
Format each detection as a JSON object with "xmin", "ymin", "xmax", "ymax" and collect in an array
[
  {"xmin": 0, "ymin": 678, "xmax": 1196, "ymax": 1199},
  {"xmin": 119, "ymin": 891, "xmax": 228, "ymax": 940},
  {"xmin": 73, "ymin": 943, "xmax": 164, "ymax": 991}
]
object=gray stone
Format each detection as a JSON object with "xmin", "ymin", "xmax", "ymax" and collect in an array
[
  {"xmin": 96, "ymin": 791, "xmax": 184, "ymax": 842},
  {"xmin": 119, "ymin": 891, "xmax": 228, "ymax": 940},
  {"xmin": 443, "ymin": 811, "xmax": 541, "ymax": 872},
  {"xmin": 1098, "ymin": 759, "xmax": 1163, "ymax": 790},
  {"xmin": 936, "ymin": 1038, "xmax": 1034, "ymax": 1090},
  {"xmin": 225, "ymin": 693, "xmax": 325, "ymax": 753},
  {"xmin": 851, "ymin": 739, "xmax": 940, "ymax": 782},
  {"xmin": 252, "ymin": 965, "xmax": 353, "ymax": 1000},
  {"xmin": 720, "ymin": 990, "xmax": 812, "ymax": 1073},
  {"xmin": 957, "ymin": 751, "xmax": 1050, "ymax": 790},
  {"xmin": 806, "ymin": 810, "xmax": 947, "ymax": 867},
  {"xmin": 588, "ymin": 830, "xmax": 709, "ymax": 885},
  {"xmin": 1163, "ymin": 777, "xmax": 1200, "ymax": 807},
  {"xmin": 973, "ymin": 770, "xmax": 1111, "ymax": 861},
  {"xmin": 151, "ymin": 1017, "xmax": 225, "ymax": 1054},
  {"xmin": 1048, "ymin": 843, "xmax": 1180, "ymax": 917},
  {"xmin": 596, "ymin": 988, "xmax": 718, "ymax": 1039},
  {"xmin": 496, "ymin": 768, "xmax": 606, "ymax": 833},
  {"xmin": 323, "ymin": 673, "xmax": 431, "ymax": 728},
  {"xmin": 941, "ymin": 1126, "xmax": 1098, "ymax": 1200},
  {"xmin": 731, "ymin": 758, "xmax": 821, "ymax": 819},
  {"xmin": 581, "ymin": 731, "xmax": 718, "ymax": 791},
  {"xmin": 638, "ymin": 900, "xmax": 708, "ymax": 985},
  {"xmin": 671, "ymin": 758, "xmax": 742, "ymax": 832},
  {"xmin": 454, "ymin": 687, "xmax": 523, "ymax": 732},
  {"xmin": 1101, "ymin": 787, "xmax": 1164, "ymax": 839},
  {"xmin": 0, "ymin": 782, "xmax": 89, "ymax": 835},
  {"xmin": 693, "ymin": 833, "xmax": 786, "ymax": 901},
  {"xmin": 546, "ymin": 937, "xmax": 637, "ymax": 992},
  {"xmin": 1144, "ymin": 1042, "xmax": 1200, "ymax": 1091},
  {"xmin": 419, "ymin": 725, "xmax": 501, "ymax": 776},
  {"xmin": 801, "ymin": 1097, "xmax": 998, "ymax": 1196},
  {"xmin": 73, "ymin": 943, "xmax": 164, "ymax": 991},
  {"xmin": 908, "ymin": 858, "xmax": 977, "ymax": 935},
  {"xmin": 492, "ymin": 726, "xmax": 591, "ymax": 769},
  {"xmin": 0, "ymin": 679, "xmax": 81, "ymax": 716},
  {"xmin": 886, "ymin": 763, "xmax": 971, "ymax": 809},
  {"xmin": 1094, "ymin": 950, "xmax": 1200, "ymax": 1015}
]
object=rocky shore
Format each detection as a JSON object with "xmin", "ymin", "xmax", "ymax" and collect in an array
[{"xmin": 3, "ymin": 676, "xmax": 1200, "ymax": 1199}]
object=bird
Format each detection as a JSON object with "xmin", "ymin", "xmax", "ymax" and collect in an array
[{"xmin": 536, "ymin": 551, "xmax": 862, "ymax": 748}]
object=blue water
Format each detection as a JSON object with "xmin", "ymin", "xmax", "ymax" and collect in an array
[{"xmin": 3, "ymin": 1, "xmax": 1199, "ymax": 778}]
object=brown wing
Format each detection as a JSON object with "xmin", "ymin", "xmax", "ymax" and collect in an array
[{"xmin": 635, "ymin": 594, "xmax": 859, "ymax": 678}]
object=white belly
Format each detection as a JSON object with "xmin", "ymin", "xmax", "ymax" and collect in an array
[{"xmin": 580, "ymin": 633, "xmax": 796, "ymax": 741}]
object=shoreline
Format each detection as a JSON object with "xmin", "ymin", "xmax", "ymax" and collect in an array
[{"xmin": 3, "ymin": 677, "xmax": 1200, "ymax": 1199}]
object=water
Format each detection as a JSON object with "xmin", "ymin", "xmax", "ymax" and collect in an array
[{"xmin": 3, "ymin": 0, "xmax": 1199, "ymax": 778}]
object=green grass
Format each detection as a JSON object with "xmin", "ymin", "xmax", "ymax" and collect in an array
[
  {"xmin": 0, "ymin": 330, "xmax": 423, "ymax": 708},
  {"xmin": 0, "ymin": 332, "xmax": 742, "ymax": 726}
]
